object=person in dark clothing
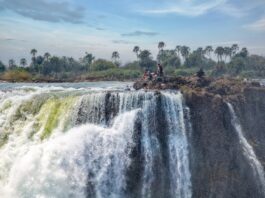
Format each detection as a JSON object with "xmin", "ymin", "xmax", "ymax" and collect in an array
[
  {"xmin": 157, "ymin": 64, "xmax": 164, "ymax": 77},
  {"xmin": 197, "ymin": 68, "xmax": 205, "ymax": 78}
]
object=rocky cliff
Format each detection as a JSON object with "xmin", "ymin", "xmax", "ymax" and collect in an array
[{"xmin": 134, "ymin": 77, "xmax": 265, "ymax": 198}]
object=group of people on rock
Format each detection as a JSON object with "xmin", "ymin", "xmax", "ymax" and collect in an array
[{"xmin": 142, "ymin": 64, "xmax": 164, "ymax": 81}]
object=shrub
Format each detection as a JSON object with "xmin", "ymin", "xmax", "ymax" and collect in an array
[{"xmin": 91, "ymin": 59, "xmax": 117, "ymax": 71}]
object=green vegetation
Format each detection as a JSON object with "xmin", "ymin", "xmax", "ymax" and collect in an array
[{"xmin": 1, "ymin": 42, "xmax": 265, "ymax": 82}]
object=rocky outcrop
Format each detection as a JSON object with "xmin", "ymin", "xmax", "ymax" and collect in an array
[{"xmin": 133, "ymin": 77, "xmax": 265, "ymax": 198}]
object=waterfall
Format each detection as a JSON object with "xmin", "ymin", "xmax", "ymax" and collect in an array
[
  {"xmin": 0, "ymin": 87, "xmax": 192, "ymax": 198},
  {"xmin": 227, "ymin": 103, "xmax": 265, "ymax": 195}
]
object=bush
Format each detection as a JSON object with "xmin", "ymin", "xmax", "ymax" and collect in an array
[
  {"xmin": 174, "ymin": 68, "xmax": 198, "ymax": 77},
  {"xmin": 91, "ymin": 59, "xmax": 117, "ymax": 71},
  {"xmin": 85, "ymin": 68, "xmax": 141, "ymax": 80},
  {"xmin": 1, "ymin": 70, "xmax": 32, "ymax": 81}
]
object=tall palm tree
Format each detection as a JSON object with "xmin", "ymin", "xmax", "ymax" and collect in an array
[
  {"xmin": 44, "ymin": 52, "xmax": 51, "ymax": 61},
  {"xmin": 215, "ymin": 47, "xmax": 225, "ymax": 62},
  {"xmin": 231, "ymin": 44, "xmax": 239, "ymax": 57},
  {"xmin": 84, "ymin": 52, "xmax": 95, "ymax": 71},
  {"xmin": 8, "ymin": 59, "xmax": 15, "ymax": 68},
  {"xmin": 224, "ymin": 47, "xmax": 232, "ymax": 62},
  {"xmin": 204, "ymin": 46, "xmax": 213, "ymax": 59},
  {"xmin": 196, "ymin": 47, "xmax": 204, "ymax": 58},
  {"xmin": 112, "ymin": 51, "xmax": 120, "ymax": 63},
  {"xmin": 133, "ymin": 46, "xmax": 140, "ymax": 58},
  {"xmin": 20, "ymin": 58, "xmax": 27, "ymax": 67},
  {"xmin": 30, "ymin": 49, "xmax": 37, "ymax": 66},
  {"xmin": 158, "ymin": 41, "xmax": 166, "ymax": 51},
  {"xmin": 181, "ymin": 46, "xmax": 190, "ymax": 62},
  {"xmin": 175, "ymin": 45, "xmax": 182, "ymax": 57}
]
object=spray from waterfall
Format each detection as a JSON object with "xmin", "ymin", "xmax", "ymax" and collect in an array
[{"xmin": 227, "ymin": 103, "xmax": 265, "ymax": 195}]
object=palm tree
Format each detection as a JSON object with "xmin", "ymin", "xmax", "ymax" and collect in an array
[
  {"xmin": 231, "ymin": 44, "xmax": 239, "ymax": 57},
  {"xmin": 204, "ymin": 46, "xmax": 213, "ymax": 59},
  {"xmin": 30, "ymin": 49, "xmax": 37, "ymax": 66},
  {"xmin": 133, "ymin": 46, "xmax": 140, "ymax": 58},
  {"xmin": 196, "ymin": 47, "xmax": 204, "ymax": 58},
  {"xmin": 20, "ymin": 58, "xmax": 27, "ymax": 67},
  {"xmin": 44, "ymin": 52, "xmax": 51, "ymax": 61},
  {"xmin": 84, "ymin": 52, "xmax": 95, "ymax": 71},
  {"xmin": 8, "ymin": 59, "xmax": 15, "ymax": 68},
  {"xmin": 181, "ymin": 46, "xmax": 190, "ymax": 62},
  {"xmin": 175, "ymin": 45, "xmax": 182, "ymax": 57},
  {"xmin": 158, "ymin": 41, "xmax": 165, "ymax": 52},
  {"xmin": 215, "ymin": 47, "xmax": 225, "ymax": 62},
  {"xmin": 112, "ymin": 51, "xmax": 120, "ymax": 63},
  {"xmin": 224, "ymin": 47, "xmax": 232, "ymax": 62}
]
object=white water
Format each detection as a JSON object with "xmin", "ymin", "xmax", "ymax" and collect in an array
[
  {"xmin": 0, "ymin": 85, "xmax": 192, "ymax": 198},
  {"xmin": 227, "ymin": 103, "xmax": 265, "ymax": 195}
]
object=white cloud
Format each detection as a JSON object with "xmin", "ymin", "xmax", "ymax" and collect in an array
[
  {"xmin": 244, "ymin": 17, "xmax": 265, "ymax": 31},
  {"xmin": 139, "ymin": 0, "xmax": 227, "ymax": 17}
]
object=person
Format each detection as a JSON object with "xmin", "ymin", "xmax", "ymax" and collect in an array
[
  {"xmin": 157, "ymin": 64, "xmax": 164, "ymax": 77},
  {"xmin": 142, "ymin": 69, "xmax": 148, "ymax": 80}
]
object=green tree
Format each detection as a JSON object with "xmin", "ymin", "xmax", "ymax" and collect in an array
[
  {"xmin": 138, "ymin": 50, "xmax": 155, "ymax": 70},
  {"xmin": 181, "ymin": 46, "xmax": 190, "ymax": 63},
  {"xmin": 44, "ymin": 52, "xmax": 51, "ymax": 61},
  {"xmin": 215, "ymin": 47, "xmax": 225, "ymax": 62},
  {"xmin": 158, "ymin": 41, "xmax": 165, "ymax": 51},
  {"xmin": 30, "ymin": 49, "xmax": 37, "ymax": 65},
  {"xmin": 231, "ymin": 44, "xmax": 239, "ymax": 57},
  {"xmin": 224, "ymin": 47, "xmax": 232, "ymax": 62},
  {"xmin": 204, "ymin": 46, "xmax": 213, "ymax": 59},
  {"xmin": 112, "ymin": 51, "xmax": 120, "ymax": 64},
  {"xmin": 175, "ymin": 45, "xmax": 182, "ymax": 58},
  {"xmin": 0, "ymin": 61, "xmax": 6, "ymax": 72},
  {"xmin": 133, "ymin": 46, "xmax": 140, "ymax": 58},
  {"xmin": 20, "ymin": 58, "xmax": 27, "ymax": 67},
  {"xmin": 83, "ymin": 52, "xmax": 95, "ymax": 71},
  {"xmin": 8, "ymin": 59, "xmax": 15, "ymax": 68},
  {"xmin": 91, "ymin": 59, "xmax": 117, "ymax": 71}
]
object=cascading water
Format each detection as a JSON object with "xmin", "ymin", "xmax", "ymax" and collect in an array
[
  {"xmin": 0, "ymin": 85, "xmax": 192, "ymax": 198},
  {"xmin": 227, "ymin": 103, "xmax": 265, "ymax": 195}
]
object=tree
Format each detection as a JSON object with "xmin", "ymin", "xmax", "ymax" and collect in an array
[
  {"xmin": 181, "ymin": 46, "xmax": 190, "ymax": 62},
  {"xmin": 83, "ymin": 52, "xmax": 95, "ymax": 71},
  {"xmin": 224, "ymin": 47, "xmax": 232, "ymax": 62},
  {"xmin": 239, "ymin": 47, "xmax": 249, "ymax": 58},
  {"xmin": 157, "ymin": 50, "xmax": 181, "ymax": 68},
  {"xmin": 158, "ymin": 41, "xmax": 165, "ymax": 51},
  {"xmin": 30, "ymin": 49, "xmax": 37, "ymax": 66},
  {"xmin": 91, "ymin": 59, "xmax": 117, "ymax": 71},
  {"xmin": 215, "ymin": 47, "xmax": 225, "ymax": 62},
  {"xmin": 0, "ymin": 61, "xmax": 6, "ymax": 72},
  {"xmin": 8, "ymin": 59, "xmax": 15, "ymax": 68},
  {"xmin": 112, "ymin": 51, "xmax": 120, "ymax": 65},
  {"xmin": 231, "ymin": 44, "xmax": 239, "ymax": 57},
  {"xmin": 175, "ymin": 45, "xmax": 182, "ymax": 57},
  {"xmin": 44, "ymin": 52, "xmax": 51, "ymax": 61},
  {"xmin": 204, "ymin": 46, "xmax": 213, "ymax": 59},
  {"xmin": 138, "ymin": 50, "xmax": 155, "ymax": 70},
  {"xmin": 20, "ymin": 58, "xmax": 27, "ymax": 67},
  {"xmin": 133, "ymin": 46, "xmax": 140, "ymax": 58}
]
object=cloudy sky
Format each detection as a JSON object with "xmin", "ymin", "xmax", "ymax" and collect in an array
[{"xmin": 0, "ymin": 0, "xmax": 265, "ymax": 64}]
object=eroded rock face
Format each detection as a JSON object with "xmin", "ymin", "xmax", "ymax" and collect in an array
[
  {"xmin": 133, "ymin": 78, "xmax": 265, "ymax": 198},
  {"xmin": 184, "ymin": 91, "xmax": 264, "ymax": 198}
]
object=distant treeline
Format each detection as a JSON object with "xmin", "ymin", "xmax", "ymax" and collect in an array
[{"xmin": 1, "ymin": 42, "xmax": 265, "ymax": 81}]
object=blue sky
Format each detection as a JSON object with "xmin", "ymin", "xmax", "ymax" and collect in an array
[{"xmin": 0, "ymin": 0, "xmax": 265, "ymax": 64}]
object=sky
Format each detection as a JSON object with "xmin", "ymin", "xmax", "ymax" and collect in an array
[{"xmin": 0, "ymin": 0, "xmax": 265, "ymax": 64}]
